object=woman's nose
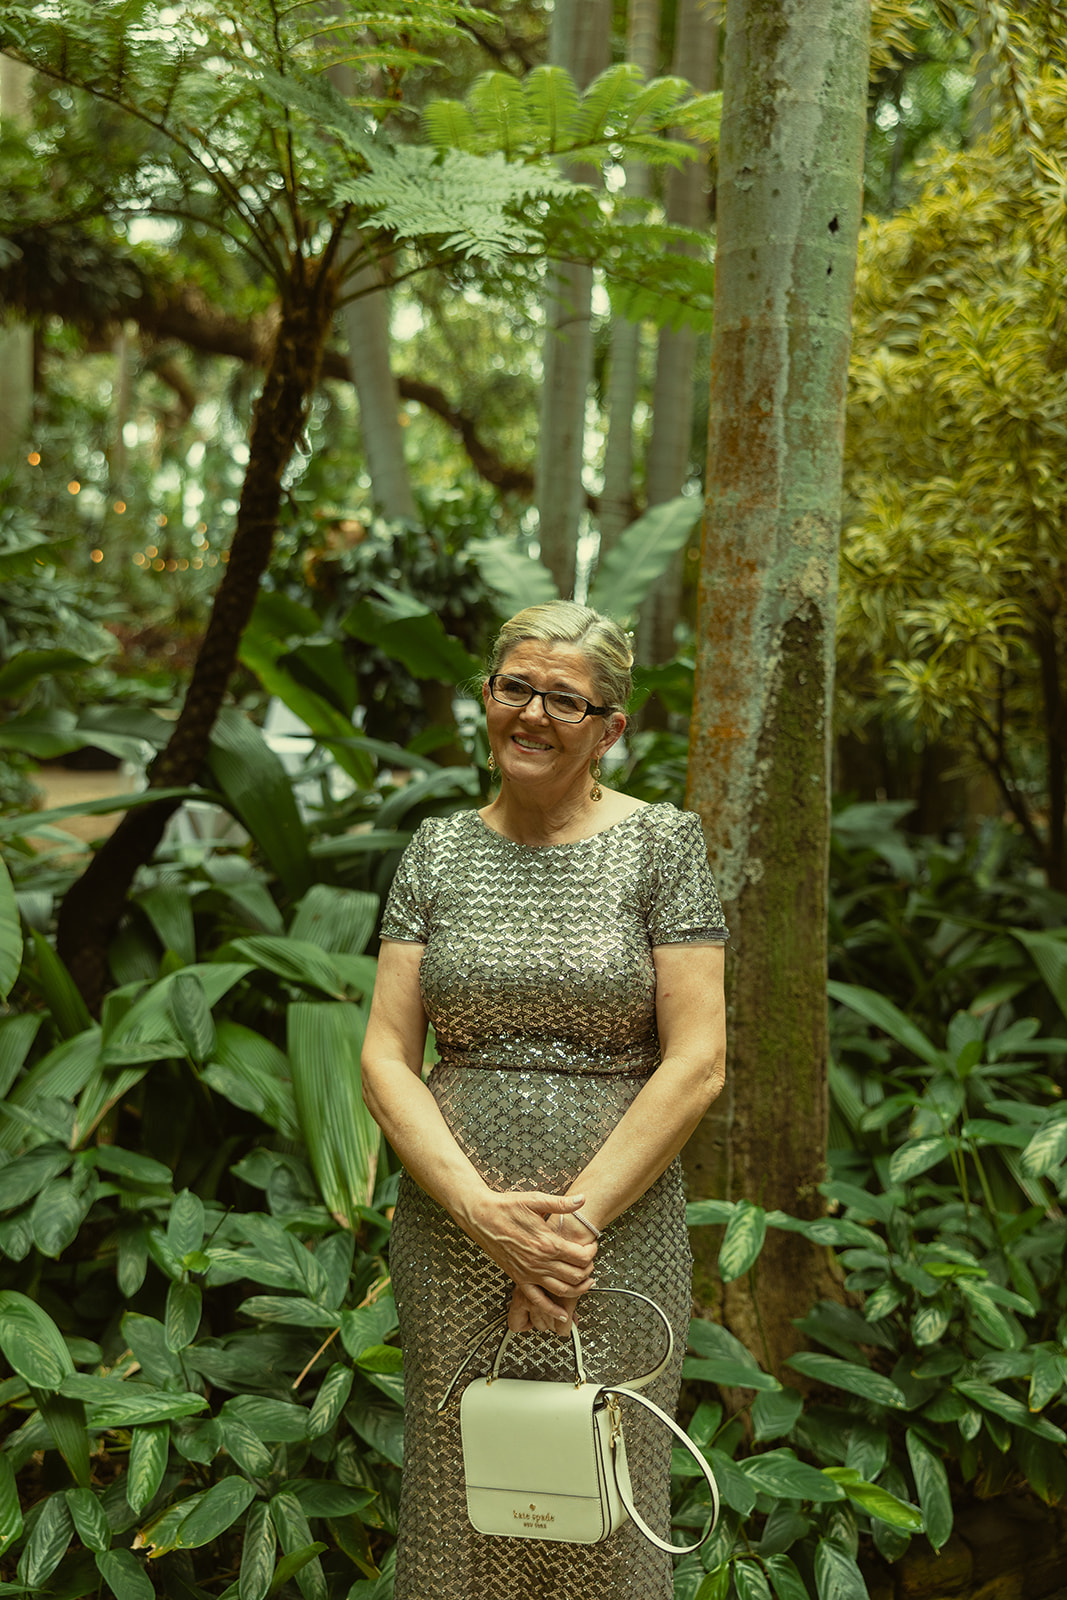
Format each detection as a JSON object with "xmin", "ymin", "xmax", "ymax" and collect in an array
[{"xmin": 519, "ymin": 693, "xmax": 549, "ymax": 722}]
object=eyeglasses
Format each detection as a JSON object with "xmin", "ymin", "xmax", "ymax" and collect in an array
[{"xmin": 487, "ymin": 674, "xmax": 611, "ymax": 724}]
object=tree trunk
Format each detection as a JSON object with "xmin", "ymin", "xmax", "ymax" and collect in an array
[
  {"xmin": 342, "ymin": 264, "xmax": 417, "ymax": 522},
  {"xmin": 0, "ymin": 59, "xmax": 35, "ymax": 466},
  {"xmin": 598, "ymin": 0, "xmax": 661, "ymax": 556},
  {"xmin": 637, "ymin": 0, "xmax": 719, "ymax": 670},
  {"xmin": 57, "ymin": 249, "xmax": 343, "ymax": 1011},
  {"xmin": 534, "ymin": 0, "xmax": 611, "ymax": 596},
  {"xmin": 683, "ymin": 0, "xmax": 871, "ymax": 1372}
]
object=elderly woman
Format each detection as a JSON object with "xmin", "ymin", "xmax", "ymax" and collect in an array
[{"xmin": 361, "ymin": 601, "xmax": 727, "ymax": 1600}]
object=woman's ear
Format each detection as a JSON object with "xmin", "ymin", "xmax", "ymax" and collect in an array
[{"xmin": 598, "ymin": 712, "xmax": 627, "ymax": 756}]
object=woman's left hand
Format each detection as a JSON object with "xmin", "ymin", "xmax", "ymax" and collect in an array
[{"xmin": 507, "ymin": 1285, "xmax": 580, "ymax": 1337}]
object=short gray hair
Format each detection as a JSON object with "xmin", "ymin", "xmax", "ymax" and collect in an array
[{"xmin": 487, "ymin": 601, "xmax": 634, "ymax": 714}]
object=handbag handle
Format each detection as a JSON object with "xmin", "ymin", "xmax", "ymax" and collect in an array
[
  {"xmin": 606, "ymin": 1386, "xmax": 720, "ymax": 1554},
  {"xmin": 438, "ymin": 1288, "xmax": 675, "ymax": 1411}
]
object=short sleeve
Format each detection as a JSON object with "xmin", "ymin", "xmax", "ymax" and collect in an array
[
  {"xmin": 646, "ymin": 809, "xmax": 729, "ymax": 946},
  {"xmin": 380, "ymin": 821, "xmax": 434, "ymax": 944}
]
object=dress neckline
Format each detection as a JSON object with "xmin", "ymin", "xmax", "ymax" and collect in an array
[{"xmin": 471, "ymin": 801, "xmax": 661, "ymax": 852}]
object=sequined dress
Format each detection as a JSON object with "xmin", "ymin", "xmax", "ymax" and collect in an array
[{"xmin": 379, "ymin": 803, "xmax": 727, "ymax": 1600}]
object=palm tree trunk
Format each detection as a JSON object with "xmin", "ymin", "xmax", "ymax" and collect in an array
[
  {"xmin": 683, "ymin": 0, "xmax": 871, "ymax": 1372},
  {"xmin": 535, "ymin": 0, "xmax": 612, "ymax": 596},
  {"xmin": 0, "ymin": 60, "xmax": 35, "ymax": 466},
  {"xmin": 342, "ymin": 255, "xmax": 418, "ymax": 522},
  {"xmin": 57, "ymin": 248, "xmax": 344, "ymax": 1011}
]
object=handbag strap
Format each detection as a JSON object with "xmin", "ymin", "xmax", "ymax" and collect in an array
[
  {"xmin": 606, "ymin": 1386, "xmax": 720, "ymax": 1555},
  {"xmin": 437, "ymin": 1288, "xmax": 675, "ymax": 1411}
]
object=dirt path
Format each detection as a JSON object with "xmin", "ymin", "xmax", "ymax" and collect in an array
[{"xmin": 24, "ymin": 764, "xmax": 139, "ymax": 846}]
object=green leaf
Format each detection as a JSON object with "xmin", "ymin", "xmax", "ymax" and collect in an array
[
  {"xmin": 137, "ymin": 885, "xmax": 196, "ymax": 966},
  {"xmin": 170, "ymin": 973, "xmax": 216, "ymax": 1065},
  {"xmin": 0, "ymin": 855, "xmax": 21, "ymax": 1001},
  {"xmin": 765, "ymin": 1554, "xmax": 810, "ymax": 1600},
  {"xmin": 888, "ymin": 1138, "xmax": 951, "ymax": 1184},
  {"xmin": 784, "ymin": 1353, "xmax": 906, "ymax": 1409},
  {"xmin": 682, "ymin": 1355, "xmax": 780, "ymax": 1391},
  {"xmin": 270, "ymin": 1491, "xmax": 326, "ymax": 1600},
  {"xmin": 64, "ymin": 1487, "xmax": 111, "ymax": 1554},
  {"xmin": 288, "ymin": 1002, "xmax": 379, "ymax": 1222},
  {"xmin": 165, "ymin": 1281, "xmax": 202, "ymax": 1353},
  {"xmin": 718, "ymin": 1200, "xmax": 767, "ymax": 1282},
  {"xmin": 0, "ymin": 787, "xmax": 204, "ymax": 841},
  {"xmin": 58, "ymin": 1376, "xmax": 207, "ymax": 1426},
  {"xmin": 733, "ymin": 1559, "xmax": 773, "ymax": 1600},
  {"xmin": 954, "ymin": 1379, "xmax": 1066, "ymax": 1443},
  {"xmin": 0, "ymin": 1291, "xmax": 75, "ymax": 1387},
  {"xmin": 342, "ymin": 585, "xmax": 481, "ymax": 684},
  {"xmin": 752, "ymin": 1387, "xmax": 804, "ymax": 1441},
  {"xmin": 827, "ymin": 982, "xmax": 941, "ymax": 1064},
  {"xmin": 203, "ymin": 1021, "xmax": 300, "ymax": 1139},
  {"xmin": 742, "ymin": 1450, "xmax": 845, "ymax": 1503},
  {"xmin": 1020, "ymin": 1115, "xmax": 1067, "ymax": 1178},
  {"xmin": 588, "ymin": 495, "xmax": 703, "ymax": 622},
  {"xmin": 1029, "ymin": 1349, "xmax": 1065, "ymax": 1413},
  {"xmin": 95, "ymin": 1548, "xmax": 154, "ymax": 1600},
  {"xmin": 32, "ymin": 1176, "xmax": 94, "ymax": 1259},
  {"xmin": 35, "ymin": 1389, "xmax": 91, "ymax": 1486},
  {"xmin": 0, "ymin": 1455, "xmax": 23, "ymax": 1554},
  {"xmin": 466, "ymin": 537, "xmax": 559, "ymax": 616},
  {"xmin": 221, "ymin": 1416, "xmax": 275, "ymax": 1478},
  {"xmin": 822, "ymin": 1469, "xmax": 923, "ymax": 1531},
  {"xmin": 127, "ymin": 1422, "xmax": 169, "ymax": 1516},
  {"xmin": 911, "ymin": 1298, "xmax": 952, "ymax": 1347},
  {"xmin": 31, "ymin": 930, "xmax": 93, "ymax": 1040},
  {"xmin": 308, "ymin": 1363, "xmax": 354, "ymax": 1437},
  {"xmin": 1011, "ymin": 930, "xmax": 1067, "ymax": 1021},
  {"xmin": 290, "ymin": 886, "xmax": 379, "ymax": 958},
  {"xmin": 167, "ymin": 1189, "xmax": 206, "ymax": 1258},
  {"xmin": 17, "ymin": 1493, "xmax": 74, "ymax": 1588},
  {"xmin": 238, "ymin": 1296, "xmax": 338, "ymax": 1329},
  {"xmin": 208, "ymin": 709, "xmax": 312, "ymax": 898},
  {"xmin": 175, "ymin": 1478, "xmax": 257, "ymax": 1549},
  {"xmin": 267, "ymin": 1545, "xmax": 329, "ymax": 1599},
  {"xmin": 240, "ymin": 1502, "xmax": 276, "ymax": 1600},
  {"xmin": 0, "ymin": 648, "xmax": 97, "ymax": 696},
  {"xmin": 905, "ymin": 1429, "xmax": 952, "ymax": 1550},
  {"xmin": 814, "ymin": 1538, "xmax": 868, "ymax": 1600},
  {"xmin": 685, "ymin": 1199, "xmax": 735, "ymax": 1227}
]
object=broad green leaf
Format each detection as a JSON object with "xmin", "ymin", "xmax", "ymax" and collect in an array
[
  {"xmin": 308, "ymin": 1363, "xmax": 354, "ymax": 1437},
  {"xmin": 957, "ymin": 1282, "xmax": 1015, "ymax": 1350},
  {"xmin": 238, "ymin": 1296, "xmax": 338, "ymax": 1328},
  {"xmin": 65, "ymin": 1487, "xmax": 111, "ymax": 1554},
  {"xmin": 267, "ymin": 1544, "xmax": 329, "ymax": 1599},
  {"xmin": 466, "ymin": 537, "xmax": 559, "ymax": 616},
  {"xmin": 220, "ymin": 1395, "xmax": 310, "ymax": 1443},
  {"xmin": 954, "ymin": 1379, "xmax": 1066, "ymax": 1443},
  {"xmin": 165, "ymin": 1281, "xmax": 202, "ymax": 1352},
  {"xmin": 0, "ymin": 1291, "xmax": 75, "ymax": 1387},
  {"xmin": 127, "ymin": 1423, "xmax": 169, "ymax": 1516},
  {"xmin": 888, "ymin": 1138, "xmax": 950, "ymax": 1185},
  {"xmin": 0, "ymin": 1455, "xmax": 23, "ymax": 1553},
  {"xmin": 208, "ymin": 709, "xmax": 312, "ymax": 898},
  {"xmin": 175, "ymin": 1477, "xmax": 257, "ymax": 1549},
  {"xmin": 288, "ymin": 1002, "xmax": 379, "ymax": 1221},
  {"xmin": 31, "ymin": 930, "xmax": 92, "ymax": 1040},
  {"xmin": 17, "ymin": 1493, "xmax": 74, "ymax": 1588},
  {"xmin": 289, "ymin": 886, "xmax": 379, "ymax": 958},
  {"xmin": 718, "ymin": 1200, "xmax": 767, "ymax": 1282},
  {"xmin": 784, "ymin": 1352, "xmax": 906, "ymax": 1409},
  {"xmin": 695, "ymin": 1567, "xmax": 731, "ymax": 1600},
  {"xmin": 203, "ymin": 1020, "xmax": 300, "ymax": 1139},
  {"xmin": 172, "ymin": 1417, "xmax": 223, "ymax": 1465},
  {"xmin": 588, "ymin": 495, "xmax": 703, "ymax": 621},
  {"xmin": 168, "ymin": 1190, "xmax": 206, "ymax": 1258},
  {"xmin": 765, "ymin": 1554, "xmax": 810, "ymax": 1600},
  {"xmin": 814, "ymin": 1538, "xmax": 868, "ymax": 1600},
  {"xmin": 741, "ymin": 1451, "xmax": 844, "ymax": 1503},
  {"xmin": 221, "ymin": 1416, "xmax": 275, "ymax": 1478},
  {"xmin": 270, "ymin": 1491, "xmax": 326, "ymax": 1600},
  {"xmin": 1020, "ymin": 1115, "xmax": 1067, "ymax": 1177},
  {"xmin": 0, "ymin": 787, "xmax": 203, "ymax": 841},
  {"xmin": 32, "ymin": 1177, "xmax": 93, "ymax": 1258},
  {"xmin": 240, "ymin": 1502, "xmax": 276, "ymax": 1600},
  {"xmin": 137, "ymin": 886, "xmax": 196, "ymax": 966},
  {"xmin": 826, "ymin": 981, "xmax": 941, "ymax": 1064},
  {"xmin": 733, "ymin": 1559, "xmax": 773, "ymax": 1600},
  {"xmin": 58, "ymin": 1376, "xmax": 207, "ymax": 1426},
  {"xmin": 286, "ymin": 1481, "xmax": 374, "ymax": 1519},
  {"xmin": 1011, "ymin": 930, "xmax": 1067, "ymax": 1021},
  {"xmin": 1029, "ymin": 1349, "xmax": 1065, "ymax": 1413},
  {"xmin": 707, "ymin": 1450, "xmax": 758, "ymax": 1516},
  {"xmin": 170, "ymin": 973, "xmax": 216, "ymax": 1065},
  {"xmin": 911, "ymin": 1298, "xmax": 951, "ymax": 1347},
  {"xmin": 0, "ymin": 1146, "xmax": 72, "ymax": 1214},
  {"xmin": 752, "ymin": 1387, "xmax": 804, "ymax": 1441},
  {"xmin": 0, "ymin": 648, "xmax": 97, "ymax": 696},
  {"xmin": 685, "ymin": 1200, "xmax": 735, "ymax": 1227},
  {"xmin": 35, "ymin": 1389, "xmax": 91, "ymax": 1487},
  {"xmin": 822, "ymin": 1470, "xmax": 923, "ymax": 1531},
  {"xmin": 95, "ymin": 1547, "xmax": 154, "ymax": 1600},
  {"xmin": 226, "ymin": 936, "xmax": 346, "ymax": 997},
  {"xmin": 905, "ymin": 1429, "xmax": 952, "ymax": 1550},
  {"xmin": 354, "ymin": 1346, "xmax": 403, "ymax": 1375},
  {"xmin": 121, "ymin": 1314, "xmax": 185, "ymax": 1388},
  {"xmin": 342, "ymin": 584, "xmax": 481, "ymax": 685},
  {"xmin": 94, "ymin": 1146, "xmax": 173, "ymax": 1191},
  {"xmin": 0, "ymin": 1013, "xmax": 41, "ymax": 1099},
  {"xmin": 682, "ymin": 1356, "xmax": 780, "ymax": 1391},
  {"xmin": 0, "ymin": 855, "xmax": 21, "ymax": 1000}
]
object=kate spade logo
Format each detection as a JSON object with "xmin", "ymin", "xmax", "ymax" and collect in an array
[{"xmin": 513, "ymin": 1502, "xmax": 555, "ymax": 1528}]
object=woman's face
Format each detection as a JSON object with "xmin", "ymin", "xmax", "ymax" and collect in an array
[{"xmin": 483, "ymin": 641, "xmax": 625, "ymax": 800}]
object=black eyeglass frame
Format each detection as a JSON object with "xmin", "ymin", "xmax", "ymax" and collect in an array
[{"xmin": 486, "ymin": 674, "xmax": 612, "ymax": 724}]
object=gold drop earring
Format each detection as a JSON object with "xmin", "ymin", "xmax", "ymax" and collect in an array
[
  {"xmin": 590, "ymin": 759, "xmax": 602, "ymax": 802},
  {"xmin": 488, "ymin": 752, "xmax": 498, "ymax": 776}
]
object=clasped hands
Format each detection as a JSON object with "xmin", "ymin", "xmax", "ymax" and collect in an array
[{"xmin": 464, "ymin": 1189, "xmax": 597, "ymax": 1338}]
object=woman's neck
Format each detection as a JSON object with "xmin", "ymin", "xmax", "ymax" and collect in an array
[{"xmin": 480, "ymin": 778, "xmax": 603, "ymax": 846}]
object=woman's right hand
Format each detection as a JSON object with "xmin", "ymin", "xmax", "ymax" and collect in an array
[{"xmin": 460, "ymin": 1190, "xmax": 597, "ymax": 1323}]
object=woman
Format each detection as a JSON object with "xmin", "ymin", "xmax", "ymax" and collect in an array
[{"xmin": 361, "ymin": 601, "xmax": 727, "ymax": 1599}]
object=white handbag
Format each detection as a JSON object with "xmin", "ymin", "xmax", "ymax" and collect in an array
[{"xmin": 438, "ymin": 1288, "xmax": 719, "ymax": 1552}]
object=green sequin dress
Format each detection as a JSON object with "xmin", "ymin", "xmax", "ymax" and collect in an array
[{"xmin": 380, "ymin": 803, "xmax": 727, "ymax": 1600}]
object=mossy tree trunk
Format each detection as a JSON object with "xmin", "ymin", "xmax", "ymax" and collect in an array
[{"xmin": 683, "ymin": 0, "xmax": 871, "ymax": 1372}]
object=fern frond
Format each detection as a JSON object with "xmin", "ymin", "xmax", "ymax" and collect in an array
[
  {"xmin": 339, "ymin": 146, "xmax": 579, "ymax": 264},
  {"xmin": 467, "ymin": 72, "xmax": 532, "ymax": 160},
  {"xmin": 523, "ymin": 65, "xmax": 582, "ymax": 153},
  {"xmin": 422, "ymin": 98, "xmax": 480, "ymax": 153}
]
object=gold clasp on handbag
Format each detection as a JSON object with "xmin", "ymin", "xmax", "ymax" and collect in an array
[{"xmin": 606, "ymin": 1395, "xmax": 623, "ymax": 1445}]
